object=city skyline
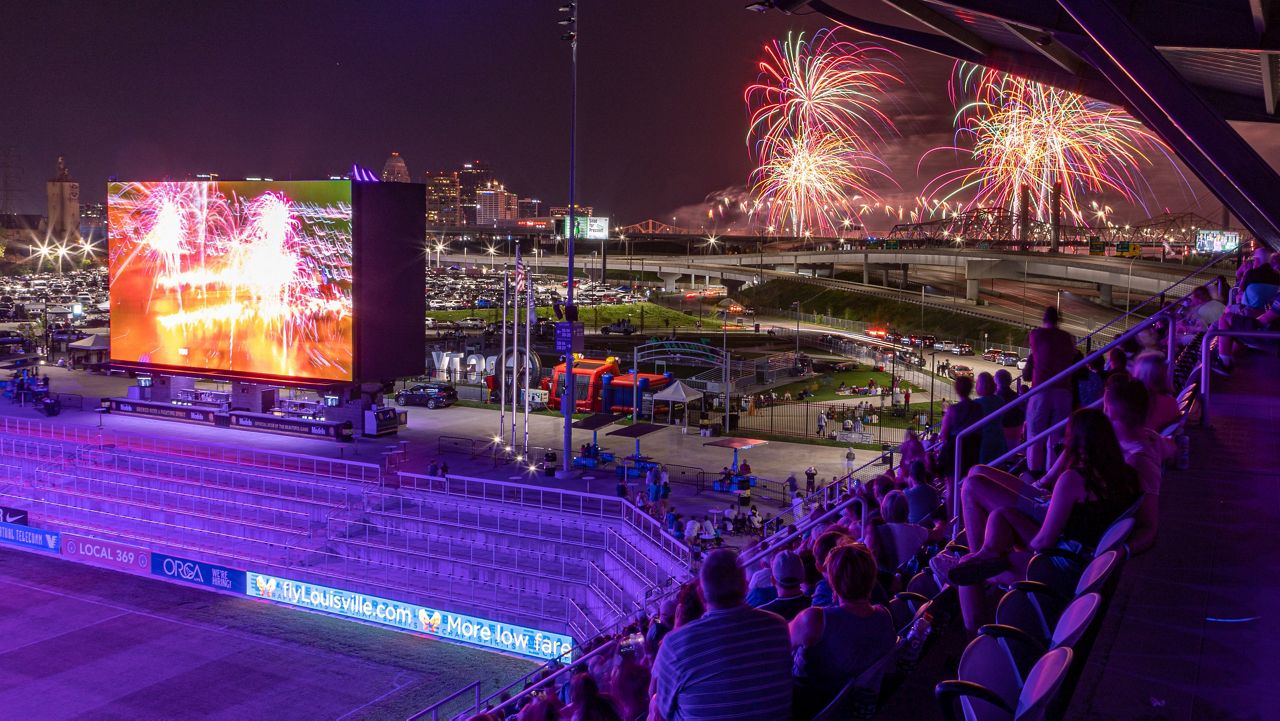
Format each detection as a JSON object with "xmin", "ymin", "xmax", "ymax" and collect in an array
[{"xmin": 3, "ymin": 2, "xmax": 1278, "ymax": 229}]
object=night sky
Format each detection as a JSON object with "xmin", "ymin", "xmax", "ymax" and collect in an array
[{"xmin": 2, "ymin": 1, "xmax": 1274, "ymax": 229}]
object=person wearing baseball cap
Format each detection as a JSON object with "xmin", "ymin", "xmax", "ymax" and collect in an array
[{"xmin": 758, "ymin": 550, "xmax": 812, "ymax": 621}]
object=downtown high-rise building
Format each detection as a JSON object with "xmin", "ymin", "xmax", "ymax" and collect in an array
[
  {"xmin": 517, "ymin": 197, "xmax": 542, "ymax": 219},
  {"xmin": 475, "ymin": 181, "xmax": 518, "ymax": 226},
  {"xmin": 46, "ymin": 156, "xmax": 80, "ymax": 243},
  {"xmin": 424, "ymin": 171, "xmax": 461, "ymax": 226},
  {"xmin": 381, "ymin": 152, "xmax": 411, "ymax": 182},
  {"xmin": 457, "ymin": 161, "xmax": 493, "ymax": 225},
  {"xmin": 550, "ymin": 204, "xmax": 593, "ymax": 219}
]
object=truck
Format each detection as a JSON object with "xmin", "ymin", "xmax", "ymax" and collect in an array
[{"xmin": 600, "ymin": 319, "xmax": 636, "ymax": 335}]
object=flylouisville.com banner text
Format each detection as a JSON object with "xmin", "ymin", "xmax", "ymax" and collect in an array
[{"xmin": 246, "ymin": 572, "xmax": 574, "ymax": 660}]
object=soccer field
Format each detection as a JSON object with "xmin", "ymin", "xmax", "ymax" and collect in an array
[{"xmin": 0, "ymin": 548, "xmax": 536, "ymax": 720}]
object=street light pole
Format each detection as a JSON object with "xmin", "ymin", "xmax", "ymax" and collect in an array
[{"xmin": 558, "ymin": 1, "xmax": 579, "ymax": 477}]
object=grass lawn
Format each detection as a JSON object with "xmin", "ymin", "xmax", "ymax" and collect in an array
[
  {"xmin": 771, "ymin": 369, "xmax": 925, "ymax": 402},
  {"xmin": 426, "ymin": 302, "xmax": 725, "ymax": 330}
]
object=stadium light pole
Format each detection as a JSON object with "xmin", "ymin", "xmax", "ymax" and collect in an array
[{"xmin": 558, "ymin": 1, "xmax": 578, "ymax": 478}]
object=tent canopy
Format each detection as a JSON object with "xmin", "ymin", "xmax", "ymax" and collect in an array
[
  {"xmin": 606, "ymin": 423, "xmax": 666, "ymax": 439},
  {"xmin": 68, "ymin": 334, "xmax": 109, "ymax": 351},
  {"xmin": 572, "ymin": 412, "xmax": 625, "ymax": 431},
  {"xmin": 703, "ymin": 437, "xmax": 768, "ymax": 451},
  {"xmin": 651, "ymin": 380, "xmax": 702, "ymax": 403}
]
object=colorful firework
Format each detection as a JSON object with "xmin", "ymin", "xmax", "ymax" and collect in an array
[
  {"xmin": 922, "ymin": 65, "xmax": 1173, "ymax": 222},
  {"xmin": 745, "ymin": 29, "xmax": 900, "ymax": 237},
  {"xmin": 108, "ymin": 181, "xmax": 354, "ymax": 381}
]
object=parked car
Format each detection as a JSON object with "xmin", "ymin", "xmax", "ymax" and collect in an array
[
  {"xmin": 982, "ymin": 348, "xmax": 1004, "ymax": 362},
  {"xmin": 934, "ymin": 340, "xmax": 956, "ymax": 352},
  {"xmin": 1016, "ymin": 357, "xmax": 1029, "ymax": 371},
  {"xmin": 948, "ymin": 364, "xmax": 974, "ymax": 380},
  {"xmin": 600, "ymin": 319, "xmax": 636, "ymax": 335},
  {"xmin": 997, "ymin": 352, "xmax": 1020, "ymax": 367},
  {"xmin": 455, "ymin": 317, "xmax": 486, "ymax": 330},
  {"xmin": 954, "ymin": 343, "xmax": 974, "ymax": 356},
  {"xmin": 395, "ymin": 383, "xmax": 458, "ymax": 409}
]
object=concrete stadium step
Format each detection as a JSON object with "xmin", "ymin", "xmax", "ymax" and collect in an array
[
  {"xmin": 78, "ymin": 449, "xmax": 364, "ymax": 507},
  {"xmin": 333, "ymin": 533, "xmax": 587, "ymax": 591},
  {"xmin": 334, "ymin": 523, "xmax": 591, "ymax": 584},
  {"xmin": 73, "ymin": 465, "xmax": 342, "ymax": 523},
  {"xmin": 29, "ymin": 481, "xmax": 314, "ymax": 546},
  {"xmin": 363, "ymin": 490, "xmax": 611, "ymax": 542},
  {"xmin": 353, "ymin": 511, "xmax": 598, "ymax": 558},
  {"xmin": 294, "ymin": 554, "xmax": 583, "ymax": 633}
]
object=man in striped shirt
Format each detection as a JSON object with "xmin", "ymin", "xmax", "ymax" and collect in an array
[{"xmin": 652, "ymin": 549, "xmax": 793, "ymax": 721}]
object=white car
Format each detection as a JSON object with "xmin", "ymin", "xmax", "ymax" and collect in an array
[
  {"xmin": 1016, "ymin": 357, "xmax": 1029, "ymax": 371},
  {"xmin": 455, "ymin": 317, "xmax": 486, "ymax": 330}
]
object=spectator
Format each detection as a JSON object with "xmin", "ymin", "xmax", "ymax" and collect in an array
[
  {"xmin": 790, "ymin": 542, "xmax": 897, "ymax": 720},
  {"xmin": 810, "ymin": 527, "xmax": 854, "ymax": 607},
  {"xmin": 948, "ymin": 408, "xmax": 1141, "ymax": 585},
  {"xmin": 746, "ymin": 556, "xmax": 776, "ymax": 608},
  {"xmin": 903, "ymin": 460, "xmax": 940, "ymax": 525},
  {"xmin": 1131, "ymin": 354, "xmax": 1180, "ymax": 431},
  {"xmin": 786, "ymin": 472, "xmax": 799, "ymax": 500},
  {"xmin": 973, "ymin": 372, "xmax": 1008, "ymax": 464},
  {"xmin": 993, "ymin": 368, "xmax": 1023, "ymax": 450},
  {"xmin": 611, "ymin": 655, "xmax": 651, "ymax": 721},
  {"xmin": 758, "ymin": 550, "xmax": 813, "ymax": 620},
  {"xmin": 1025, "ymin": 306, "xmax": 1075, "ymax": 476},
  {"xmin": 700, "ymin": 516, "xmax": 716, "ymax": 540},
  {"xmin": 561, "ymin": 672, "xmax": 621, "ymax": 721},
  {"xmin": 1104, "ymin": 375, "xmax": 1173, "ymax": 555},
  {"xmin": 899, "ymin": 429, "xmax": 925, "ymax": 471},
  {"xmin": 515, "ymin": 697, "xmax": 561, "ymax": 721},
  {"xmin": 674, "ymin": 583, "xmax": 704, "ymax": 628},
  {"xmin": 652, "ymin": 550, "xmax": 793, "ymax": 721},
  {"xmin": 816, "ymin": 411, "xmax": 828, "ymax": 437},
  {"xmin": 664, "ymin": 508, "xmax": 677, "ymax": 532},
  {"xmin": 684, "ymin": 517, "xmax": 701, "ymax": 544},
  {"xmin": 804, "ymin": 466, "xmax": 818, "ymax": 494},
  {"xmin": 844, "ymin": 446, "xmax": 857, "ymax": 473},
  {"xmin": 938, "ymin": 375, "xmax": 982, "ymax": 480}
]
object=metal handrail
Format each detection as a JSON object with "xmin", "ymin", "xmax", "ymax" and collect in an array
[
  {"xmin": 1080, "ymin": 252, "xmax": 1232, "ymax": 345},
  {"xmin": 951, "ymin": 310, "xmax": 1172, "ymax": 520},
  {"xmin": 1199, "ymin": 329, "xmax": 1280, "ymax": 424}
]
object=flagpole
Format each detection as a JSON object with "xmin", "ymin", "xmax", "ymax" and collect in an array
[
  {"xmin": 510, "ymin": 249, "xmax": 519, "ymax": 452},
  {"xmin": 499, "ymin": 266, "xmax": 509, "ymax": 447},
  {"xmin": 524, "ymin": 255, "xmax": 534, "ymax": 454}
]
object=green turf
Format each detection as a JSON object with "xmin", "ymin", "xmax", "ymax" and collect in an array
[
  {"xmin": 426, "ymin": 302, "xmax": 725, "ymax": 330},
  {"xmin": 770, "ymin": 369, "xmax": 925, "ymax": 403}
]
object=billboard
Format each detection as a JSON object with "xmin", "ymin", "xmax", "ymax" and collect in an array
[
  {"xmin": 1195, "ymin": 229, "xmax": 1241, "ymax": 254},
  {"xmin": 109, "ymin": 181, "xmax": 355, "ymax": 382},
  {"xmin": 246, "ymin": 572, "xmax": 575, "ymax": 660},
  {"xmin": 558, "ymin": 216, "xmax": 609, "ymax": 240}
]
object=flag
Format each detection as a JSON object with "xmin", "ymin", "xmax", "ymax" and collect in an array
[{"xmin": 513, "ymin": 247, "xmax": 527, "ymax": 294}]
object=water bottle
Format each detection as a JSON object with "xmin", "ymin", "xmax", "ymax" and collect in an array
[
  {"xmin": 901, "ymin": 610, "xmax": 932, "ymax": 670},
  {"xmin": 1176, "ymin": 434, "xmax": 1190, "ymax": 470}
]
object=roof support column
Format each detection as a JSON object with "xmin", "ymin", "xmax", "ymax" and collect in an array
[{"xmin": 1056, "ymin": 0, "xmax": 1280, "ymax": 250}]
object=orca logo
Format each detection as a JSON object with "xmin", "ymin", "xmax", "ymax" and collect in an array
[{"xmin": 162, "ymin": 558, "xmax": 204, "ymax": 583}]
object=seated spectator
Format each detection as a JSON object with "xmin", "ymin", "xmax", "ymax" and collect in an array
[
  {"xmin": 903, "ymin": 460, "xmax": 940, "ymax": 525},
  {"xmin": 652, "ymin": 549, "xmax": 792, "ymax": 721},
  {"xmin": 790, "ymin": 542, "xmax": 897, "ymax": 720},
  {"xmin": 515, "ymin": 696, "xmax": 561, "ymax": 721},
  {"xmin": 674, "ymin": 583, "xmax": 704, "ymax": 629},
  {"xmin": 1130, "ymin": 354, "xmax": 1180, "ymax": 431},
  {"xmin": 611, "ymin": 654, "xmax": 651, "ymax": 721},
  {"xmin": 865, "ymin": 490, "xmax": 929, "ymax": 576},
  {"xmin": 758, "ymin": 550, "xmax": 812, "ymax": 621},
  {"xmin": 899, "ymin": 429, "xmax": 925, "ymax": 470},
  {"xmin": 561, "ymin": 672, "xmax": 622, "ymax": 721},
  {"xmin": 746, "ymin": 556, "xmax": 777, "ymax": 608},
  {"xmin": 810, "ymin": 527, "xmax": 855, "ymax": 607},
  {"xmin": 684, "ymin": 517, "xmax": 702, "ymax": 545},
  {"xmin": 948, "ymin": 409, "xmax": 1141, "ymax": 585},
  {"xmin": 1104, "ymin": 375, "xmax": 1173, "ymax": 555}
]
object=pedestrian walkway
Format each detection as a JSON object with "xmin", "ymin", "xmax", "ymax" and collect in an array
[{"xmin": 1069, "ymin": 350, "xmax": 1280, "ymax": 720}]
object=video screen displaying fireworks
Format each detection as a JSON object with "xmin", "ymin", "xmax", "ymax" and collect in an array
[{"xmin": 108, "ymin": 181, "xmax": 354, "ymax": 382}]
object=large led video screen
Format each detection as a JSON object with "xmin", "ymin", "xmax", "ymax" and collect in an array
[{"xmin": 108, "ymin": 181, "xmax": 354, "ymax": 382}]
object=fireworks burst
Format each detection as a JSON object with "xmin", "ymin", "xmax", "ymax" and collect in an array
[
  {"xmin": 923, "ymin": 65, "xmax": 1173, "ymax": 222},
  {"xmin": 745, "ymin": 29, "xmax": 900, "ymax": 237}
]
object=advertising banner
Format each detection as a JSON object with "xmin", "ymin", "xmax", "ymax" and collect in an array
[
  {"xmin": 150, "ymin": 553, "xmax": 246, "ymax": 594},
  {"xmin": 0, "ymin": 506, "xmax": 28, "ymax": 526},
  {"xmin": 62, "ymin": 534, "xmax": 150, "ymax": 573},
  {"xmin": 0, "ymin": 520, "xmax": 59, "ymax": 553},
  {"xmin": 246, "ymin": 572, "xmax": 574, "ymax": 661},
  {"xmin": 108, "ymin": 399, "xmax": 218, "ymax": 424}
]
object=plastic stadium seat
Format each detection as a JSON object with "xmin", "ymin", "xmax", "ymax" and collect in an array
[
  {"xmin": 995, "ymin": 551, "xmax": 1121, "ymax": 644},
  {"xmin": 936, "ymin": 646, "xmax": 1073, "ymax": 721},
  {"xmin": 1027, "ymin": 518, "xmax": 1133, "ymax": 598}
]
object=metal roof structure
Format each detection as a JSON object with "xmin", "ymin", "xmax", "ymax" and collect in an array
[{"xmin": 755, "ymin": 0, "xmax": 1280, "ymax": 249}]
